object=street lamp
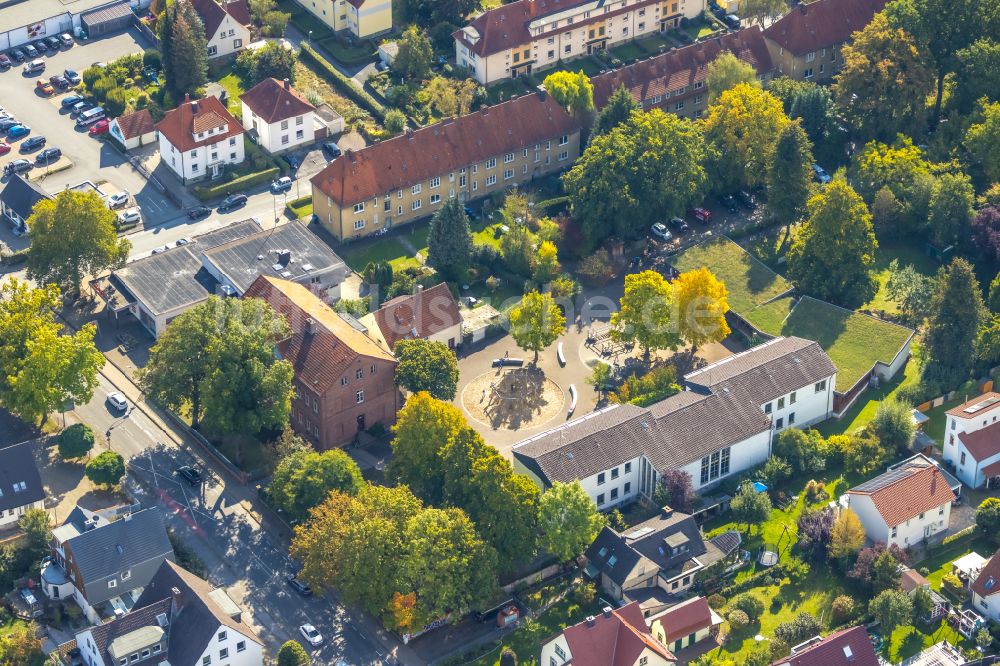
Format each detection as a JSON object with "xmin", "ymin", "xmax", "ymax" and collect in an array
[{"xmin": 308, "ymin": 30, "xmax": 313, "ymax": 44}]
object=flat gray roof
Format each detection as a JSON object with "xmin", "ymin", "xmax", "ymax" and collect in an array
[{"xmin": 0, "ymin": 0, "xmax": 121, "ymax": 29}]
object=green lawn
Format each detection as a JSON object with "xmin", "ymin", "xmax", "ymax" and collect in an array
[
  {"xmin": 673, "ymin": 236, "xmax": 795, "ymax": 314},
  {"xmin": 685, "ymin": 17, "xmax": 722, "ymax": 40},
  {"xmin": 743, "ymin": 296, "xmax": 796, "ymax": 335},
  {"xmin": 317, "ymin": 35, "xmax": 377, "ymax": 65},
  {"xmin": 610, "ymin": 41, "xmax": 648, "ymax": 64},
  {"xmin": 286, "ymin": 196, "xmax": 313, "ymax": 220},
  {"xmin": 338, "ymin": 238, "xmax": 421, "ymax": 272},
  {"xmin": 865, "ymin": 241, "xmax": 941, "ymax": 315},
  {"xmin": 215, "ymin": 67, "xmax": 247, "ymax": 115},
  {"xmin": 924, "ymin": 396, "xmax": 965, "ymax": 444},
  {"xmin": 486, "ymin": 77, "xmax": 532, "ymax": 104}
]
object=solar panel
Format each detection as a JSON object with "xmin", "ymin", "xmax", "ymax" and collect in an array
[
  {"xmin": 850, "ymin": 465, "xmax": 915, "ymax": 493},
  {"xmin": 625, "ymin": 526, "xmax": 654, "ymax": 540},
  {"xmin": 964, "ymin": 396, "xmax": 1000, "ymax": 414}
]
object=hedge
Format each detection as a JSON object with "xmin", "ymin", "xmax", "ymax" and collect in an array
[
  {"xmin": 0, "ymin": 247, "xmax": 28, "ymax": 266},
  {"xmin": 194, "ymin": 167, "xmax": 280, "ymax": 201},
  {"xmin": 300, "ymin": 43, "xmax": 385, "ymax": 122},
  {"xmin": 719, "ymin": 564, "xmax": 787, "ymax": 597},
  {"xmin": 536, "ymin": 195, "xmax": 570, "ymax": 216},
  {"xmin": 285, "ymin": 195, "xmax": 313, "ymax": 219}
]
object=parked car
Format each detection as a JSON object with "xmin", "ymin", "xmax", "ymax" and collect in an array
[
  {"xmin": 118, "ymin": 207, "xmax": 141, "ymax": 225},
  {"xmin": 812, "ymin": 163, "xmax": 831, "ymax": 184},
  {"xmin": 71, "ymin": 99, "xmax": 96, "ymax": 115},
  {"xmin": 270, "ymin": 176, "xmax": 293, "ymax": 194},
  {"xmin": 0, "ymin": 118, "xmax": 19, "ymax": 132},
  {"xmin": 59, "ymin": 34, "xmax": 74, "ymax": 48},
  {"xmin": 218, "ymin": 193, "xmax": 248, "ymax": 212},
  {"xmin": 49, "ymin": 75, "xmax": 69, "ymax": 90},
  {"xmin": 64, "ymin": 68, "xmax": 81, "ymax": 85},
  {"xmin": 322, "ymin": 141, "xmax": 341, "ymax": 158},
  {"xmin": 286, "ymin": 575, "xmax": 312, "ymax": 596},
  {"xmin": 175, "ymin": 237, "xmax": 191, "ymax": 246},
  {"xmin": 107, "ymin": 191, "xmax": 129, "ymax": 208},
  {"xmin": 299, "ymin": 624, "xmax": 323, "ymax": 647},
  {"xmin": 0, "ymin": 54, "xmax": 10, "ymax": 70},
  {"xmin": 20, "ymin": 136, "xmax": 45, "ymax": 152},
  {"xmin": 35, "ymin": 79, "xmax": 54, "ymax": 95},
  {"xmin": 690, "ymin": 207, "xmax": 712, "ymax": 223},
  {"xmin": 45, "ymin": 36, "xmax": 61, "ymax": 50},
  {"xmin": 89, "ymin": 119, "xmax": 110, "ymax": 136},
  {"xmin": 0, "ymin": 142, "xmax": 10, "ymax": 156},
  {"xmin": 650, "ymin": 222, "xmax": 672, "ymax": 241},
  {"xmin": 8, "ymin": 48, "xmax": 25, "ymax": 63},
  {"xmin": 22, "ymin": 44, "xmax": 38, "ymax": 59},
  {"xmin": 669, "ymin": 216, "xmax": 689, "ymax": 232},
  {"xmin": 35, "ymin": 147, "xmax": 60, "ymax": 164},
  {"xmin": 61, "ymin": 94, "xmax": 84, "ymax": 108},
  {"xmin": 722, "ymin": 13, "xmax": 741, "ymax": 29},
  {"xmin": 187, "ymin": 205, "xmax": 211, "ymax": 219},
  {"xmin": 3, "ymin": 159, "xmax": 31, "ymax": 176},
  {"xmin": 150, "ymin": 246, "xmax": 169, "ymax": 254},
  {"xmin": 7, "ymin": 125, "xmax": 31, "ymax": 140},
  {"xmin": 76, "ymin": 107, "xmax": 105, "ymax": 128},
  {"xmin": 23, "ymin": 59, "xmax": 44, "ymax": 75},
  {"xmin": 717, "ymin": 194, "xmax": 738, "ymax": 213},
  {"xmin": 106, "ymin": 392, "xmax": 128, "ymax": 412},
  {"xmin": 175, "ymin": 466, "xmax": 203, "ymax": 486},
  {"xmin": 32, "ymin": 40, "xmax": 49, "ymax": 54},
  {"xmin": 736, "ymin": 190, "xmax": 755, "ymax": 208}
]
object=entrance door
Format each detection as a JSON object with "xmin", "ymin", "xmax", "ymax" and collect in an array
[{"xmin": 356, "ymin": 414, "xmax": 365, "ymax": 432}]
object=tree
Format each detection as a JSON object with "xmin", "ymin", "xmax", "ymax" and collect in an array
[
  {"xmin": 728, "ymin": 608, "xmax": 750, "ymax": 631},
  {"xmin": 977, "ymin": 314, "xmax": 1000, "ymax": 364},
  {"xmin": 269, "ymin": 449, "xmax": 363, "ymax": 521},
  {"xmin": 499, "ymin": 222, "xmax": 536, "ymax": 277},
  {"xmin": 786, "ymin": 178, "xmax": 878, "ymax": 306},
  {"xmin": 563, "ymin": 109, "xmax": 708, "ymax": 247},
  {"xmin": 394, "ymin": 339, "xmax": 460, "ymax": 400},
  {"xmin": 832, "ymin": 13, "xmax": 932, "ymax": 141},
  {"xmin": 739, "ymin": 0, "xmax": 786, "ymax": 24},
  {"xmin": 871, "ymin": 549, "xmax": 903, "ymax": 593},
  {"xmin": 774, "ymin": 613, "xmax": 822, "ymax": 645},
  {"xmin": 731, "ymin": 593, "xmax": 765, "ymax": 622},
  {"xmin": 537, "ymin": 481, "xmax": 605, "ymax": 562},
  {"xmin": 829, "ymin": 509, "xmax": 865, "ymax": 559},
  {"xmin": 706, "ymin": 51, "xmax": 760, "ymax": 102},
  {"xmin": 159, "ymin": 0, "xmax": 209, "ymax": 97},
  {"xmin": 384, "ymin": 108, "xmax": 407, "ymax": 134},
  {"xmin": 404, "ymin": 0, "xmax": 477, "ymax": 26},
  {"xmin": 831, "ymin": 431, "xmax": 889, "ymax": 476},
  {"xmin": 19, "ymin": 508, "xmax": 52, "ymax": 564},
  {"xmin": 26, "ymin": 190, "xmax": 129, "ymax": 297},
  {"xmin": 832, "ymin": 595, "xmax": 857, "ymax": 622},
  {"xmin": 234, "ymin": 41, "xmax": 296, "ymax": 86},
  {"xmin": 673, "ymin": 266, "xmax": 730, "ymax": 349},
  {"xmin": 611, "ymin": 271, "xmax": 679, "ymax": 361},
  {"xmin": 990, "ymin": 273, "xmax": 1000, "ymax": 313},
  {"xmin": 0, "ymin": 279, "xmax": 104, "ymax": 426},
  {"xmin": 659, "ymin": 469, "xmax": 697, "ymax": 513},
  {"xmin": 393, "ymin": 26, "xmax": 433, "ymax": 81},
  {"xmin": 767, "ymin": 78, "xmax": 837, "ymax": 160},
  {"xmin": 760, "ymin": 456, "xmax": 792, "ymax": 488},
  {"xmin": 869, "ymin": 589, "xmax": 913, "ymax": 636},
  {"xmin": 774, "ymin": 428, "xmax": 828, "ymax": 474},
  {"xmin": 427, "ymin": 198, "xmax": 472, "ymax": 278},
  {"xmin": 871, "ymin": 397, "xmax": 916, "ymax": 452},
  {"xmin": 922, "ymin": 259, "xmax": 984, "ymax": 388},
  {"xmin": 884, "ymin": 260, "xmax": 936, "ymax": 325},
  {"xmin": 912, "ymin": 586, "xmax": 934, "ymax": 622},
  {"xmin": 704, "ymin": 84, "xmax": 790, "ymax": 191},
  {"xmin": 508, "ymin": 291, "xmax": 565, "ymax": 364},
  {"xmin": 593, "ymin": 84, "xmax": 639, "ymax": 136},
  {"xmin": 424, "ymin": 75, "xmax": 478, "ymax": 118},
  {"xmin": 276, "ymin": 640, "xmax": 310, "ymax": 666},
  {"xmin": 955, "ymin": 40, "xmax": 1000, "ymax": 114},
  {"xmin": 730, "ymin": 482, "xmax": 772, "ymax": 534},
  {"xmin": 767, "ymin": 122, "xmax": 814, "ymax": 228},
  {"xmin": 849, "ymin": 543, "xmax": 908, "ymax": 588},
  {"xmin": 542, "ymin": 71, "xmax": 595, "ymax": 123},
  {"xmin": 977, "ymin": 627, "xmax": 994, "ymax": 651},
  {"xmin": 248, "ymin": 0, "xmax": 290, "ymax": 36},
  {"xmin": 533, "ymin": 241, "xmax": 561, "ymax": 285},
  {"xmin": 104, "ymin": 88, "xmax": 127, "ymax": 117},
  {"xmin": 928, "ymin": 172, "xmax": 975, "ymax": 249},
  {"xmin": 0, "ymin": 622, "xmax": 43, "ymax": 666},
  {"xmin": 797, "ymin": 509, "xmax": 835, "ymax": 561},
  {"xmin": 976, "ymin": 498, "xmax": 1000, "ymax": 544},
  {"xmin": 390, "ymin": 393, "xmax": 465, "ymax": 503},
  {"xmin": 58, "ymin": 423, "xmax": 95, "ymax": 460},
  {"xmin": 86, "ymin": 451, "xmax": 125, "ymax": 488},
  {"xmin": 966, "ymin": 101, "xmax": 1000, "ymax": 186},
  {"xmin": 973, "ymin": 206, "xmax": 1000, "ymax": 266}
]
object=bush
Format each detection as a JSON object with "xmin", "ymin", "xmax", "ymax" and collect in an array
[
  {"xmin": 707, "ymin": 593, "xmax": 727, "ymax": 609},
  {"xmin": 299, "ymin": 43, "xmax": 385, "ymax": 121},
  {"xmin": 770, "ymin": 638, "xmax": 791, "ymax": 660},
  {"xmin": 831, "ymin": 595, "xmax": 856, "ymax": 622},
  {"xmin": 942, "ymin": 573, "xmax": 967, "ymax": 600},
  {"xmin": 384, "ymin": 108, "xmax": 407, "ymax": 134},
  {"xmin": 85, "ymin": 451, "xmax": 125, "ymax": 487},
  {"xmin": 58, "ymin": 424, "xmax": 95, "ymax": 459},
  {"xmin": 142, "ymin": 49, "xmax": 162, "ymax": 71},
  {"xmin": 105, "ymin": 88, "xmax": 127, "ymax": 117},
  {"xmin": 919, "ymin": 567, "xmax": 930, "ymax": 576},
  {"xmin": 731, "ymin": 593, "xmax": 765, "ymax": 622},
  {"xmin": 774, "ymin": 612, "xmax": 822, "ymax": 645},
  {"xmin": 727, "ymin": 609, "xmax": 750, "ymax": 631},
  {"xmin": 577, "ymin": 249, "xmax": 615, "ymax": 285},
  {"xmin": 194, "ymin": 167, "xmax": 280, "ymax": 201}
]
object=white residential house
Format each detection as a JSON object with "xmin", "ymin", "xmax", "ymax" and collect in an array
[
  {"xmin": 190, "ymin": 0, "xmax": 253, "ymax": 59},
  {"xmin": 540, "ymin": 601, "xmax": 675, "ymax": 666},
  {"xmin": 156, "ymin": 95, "xmax": 246, "ymax": 184},
  {"xmin": 843, "ymin": 460, "xmax": 956, "ymax": 549},
  {"xmin": 240, "ymin": 78, "xmax": 317, "ymax": 154},
  {"xmin": 941, "ymin": 393, "xmax": 1000, "ymax": 489},
  {"xmin": 648, "ymin": 596, "xmax": 723, "ymax": 656},
  {"xmin": 971, "ymin": 549, "xmax": 1000, "ymax": 622},
  {"xmin": 359, "ymin": 283, "xmax": 464, "ymax": 353}
]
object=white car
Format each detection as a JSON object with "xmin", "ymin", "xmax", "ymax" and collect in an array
[
  {"xmin": 299, "ymin": 624, "xmax": 323, "ymax": 647},
  {"xmin": 650, "ymin": 222, "xmax": 672, "ymax": 241},
  {"xmin": 107, "ymin": 191, "xmax": 130, "ymax": 208},
  {"xmin": 106, "ymin": 392, "xmax": 128, "ymax": 412},
  {"xmin": 175, "ymin": 237, "xmax": 191, "ymax": 246},
  {"xmin": 118, "ymin": 207, "xmax": 141, "ymax": 224},
  {"xmin": 150, "ymin": 245, "xmax": 169, "ymax": 255}
]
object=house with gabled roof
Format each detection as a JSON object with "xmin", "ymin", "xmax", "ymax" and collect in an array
[
  {"xmin": 359, "ymin": 282, "xmax": 463, "ymax": 353},
  {"xmin": 156, "ymin": 94, "xmax": 246, "ymax": 183},
  {"xmin": 240, "ymin": 77, "xmax": 318, "ymax": 155},
  {"xmin": 541, "ymin": 601, "xmax": 676, "ymax": 666},
  {"xmin": 293, "ymin": 0, "xmax": 391, "ymax": 39},
  {"xmin": 773, "ymin": 625, "xmax": 880, "ymax": 666},
  {"xmin": 0, "ymin": 172, "xmax": 50, "ymax": 235},
  {"xmin": 942, "ymin": 392, "xmax": 1000, "ymax": 489},
  {"xmin": 0, "ymin": 441, "xmax": 46, "ymax": 529},
  {"xmin": 971, "ymin": 548, "xmax": 1000, "ymax": 623},
  {"xmin": 648, "ymin": 596, "xmax": 723, "ymax": 656},
  {"xmin": 190, "ymin": 0, "xmax": 252, "ymax": 59},
  {"xmin": 109, "ymin": 108, "xmax": 156, "ymax": 150}
]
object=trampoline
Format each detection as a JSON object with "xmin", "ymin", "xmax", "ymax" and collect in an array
[{"xmin": 758, "ymin": 550, "xmax": 779, "ymax": 566}]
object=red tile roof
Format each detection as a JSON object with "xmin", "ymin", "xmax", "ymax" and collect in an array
[
  {"xmin": 155, "ymin": 95, "xmax": 244, "ymax": 153},
  {"xmin": 243, "ymin": 276, "xmax": 395, "ymax": 395},
  {"xmin": 773, "ymin": 626, "xmax": 879, "ymax": 666},
  {"xmin": 592, "ymin": 26, "xmax": 774, "ymax": 108},
  {"xmin": 958, "ymin": 421, "xmax": 1000, "ymax": 462},
  {"xmin": 311, "ymin": 92, "xmax": 579, "ymax": 207},
  {"xmin": 971, "ymin": 549, "xmax": 1000, "ymax": 599},
  {"xmin": 762, "ymin": 0, "xmax": 888, "ymax": 56},
  {"xmin": 946, "ymin": 392, "xmax": 1000, "ymax": 418},
  {"xmin": 240, "ymin": 77, "xmax": 316, "ymax": 124},
  {"xmin": 982, "ymin": 459, "xmax": 1000, "ymax": 479},
  {"xmin": 372, "ymin": 283, "xmax": 462, "ymax": 351},
  {"xmin": 455, "ymin": 0, "xmax": 594, "ymax": 57},
  {"xmin": 190, "ymin": 0, "xmax": 251, "ymax": 37},
  {"xmin": 113, "ymin": 108, "xmax": 155, "ymax": 139},
  {"xmin": 652, "ymin": 596, "xmax": 714, "ymax": 644},
  {"xmin": 847, "ymin": 464, "xmax": 956, "ymax": 528},
  {"xmin": 225, "ymin": 0, "xmax": 251, "ymax": 26},
  {"xmin": 900, "ymin": 568, "xmax": 929, "ymax": 594},
  {"xmin": 559, "ymin": 602, "xmax": 674, "ymax": 666}
]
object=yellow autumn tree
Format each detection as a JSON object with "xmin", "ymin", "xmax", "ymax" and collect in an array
[
  {"xmin": 533, "ymin": 241, "xmax": 561, "ymax": 284},
  {"xmin": 829, "ymin": 508, "xmax": 866, "ymax": 559},
  {"xmin": 673, "ymin": 267, "xmax": 730, "ymax": 350}
]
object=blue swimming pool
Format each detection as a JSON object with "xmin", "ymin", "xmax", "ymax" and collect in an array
[{"xmin": 752, "ymin": 481, "xmax": 768, "ymax": 493}]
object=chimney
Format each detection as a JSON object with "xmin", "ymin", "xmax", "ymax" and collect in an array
[
  {"xmin": 184, "ymin": 93, "xmax": 190, "ymax": 103},
  {"xmin": 191, "ymin": 99, "xmax": 199, "ymax": 114},
  {"xmin": 305, "ymin": 318, "xmax": 316, "ymax": 335},
  {"xmin": 170, "ymin": 587, "xmax": 183, "ymax": 619},
  {"xmin": 602, "ymin": 606, "xmax": 612, "ymax": 618},
  {"xmin": 283, "ymin": 78, "xmax": 290, "ymax": 90},
  {"xmin": 413, "ymin": 284, "xmax": 423, "ymax": 295},
  {"xmin": 585, "ymin": 616, "xmax": 596, "ymax": 627},
  {"xmin": 661, "ymin": 505, "xmax": 673, "ymax": 518}
]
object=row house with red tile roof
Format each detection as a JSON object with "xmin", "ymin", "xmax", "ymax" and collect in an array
[
  {"xmin": 942, "ymin": 392, "xmax": 1000, "ymax": 489},
  {"xmin": 455, "ymin": 0, "xmax": 705, "ymax": 84},
  {"xmin": 156, "ymin": 95, "xmax": 246, "ymax": 183},
  {"xmin": 541, "ymin": 602, "xmax": 676, "ymax": 666},
  {"xmin": 971, "ymin": 548, "xmax": 1000, "ymax": 622},
  {"xmin": 309, "ymin": 91, "xmax": 581, "ymax": 241}
]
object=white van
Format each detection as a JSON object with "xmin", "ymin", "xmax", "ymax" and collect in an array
[
  {"xmin": 23, "ymin": 59, "xmax": 44, "ymax": 74},
  {"xmin": 76, "ymin": 106, "xmax": 105, "ymax": 127}
]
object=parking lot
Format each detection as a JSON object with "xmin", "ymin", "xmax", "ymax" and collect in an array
[{"xmin": 0, "ymin": 28, "xmax": 179, "ymax": 226}]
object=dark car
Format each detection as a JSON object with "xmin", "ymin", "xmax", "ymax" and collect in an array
[
  {"xmin": 9, "ymin": 48, "xmax": 25, "ymax": 63},
  {"xmin": 736, "ymin": 190, "xmax": 755, "ymax": 208},
  {"xmin": 722, "ymin": 13, "xmax": 741, "ymax": 29},
  {"xmin": 322, "ymin": 141, "xmax": 341, "ymax": 158},
  {"xmin": 668, "ymin": 216, "xmax": 689, "ymax": 232},
  {"xmin": 31, "ymin": 40, "xmax": 48, "ymax": 54},
  {"xmin": 45, "ymin": 36, "xmax": 61, "ymax": 50},
  {"xmin": 0, "ymin": 118, "xmax": 19, "ymax": 132},
  {"xmin": 717, "ymin": 194, "xmax": 738, "ymax": 213},
  {"xmin": 4, "ymin": 159, "xmax": 32, "ymax": 176},
  {"xmin": 64, "ymin": 68, "xmax": 81, "ymax": 85},
  {"xmin": 690, "ymin": 207, "xmax": 713, "ymax": 224},
  {"xmin": 49, "ymin": 75, "xmax": 69, "ymax": 90},
  {"xmin": 35, "ymin": 147, "xmax": 60, "ymax": 164},
  {"xmin": 286, "ymin": 575, "xmax": 313, "ymax": 597},
  {"xmin": 218, "ymin": 193, "xmax": 248, "ymax": 212},
  {"xmin": 175, "ymin": 466, "xmax": 203, "ymax": 487},
  {"xmin": 22, "ymin": 44, "xmax": 38, "ymax": 58},
  {"xmin": 61, "ymin": 94, "xmax": 84, "ymax": 108},
  {"xmin": 187, "ymin": 204, "xmax": 211, "ymax": 219},
  {"xmin": 20, "ymin": 135, "xmax": 45, "ymax": 152},
  {"xmin": 0, "ymin": 54, "xmax": 10, "ymax": 70}
]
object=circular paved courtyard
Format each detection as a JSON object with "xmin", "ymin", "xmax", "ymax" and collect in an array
[{"xmin": 462, "ymin": 367, "xmax": 565, "ymax": 432}]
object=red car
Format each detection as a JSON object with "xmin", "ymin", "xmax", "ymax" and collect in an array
[
  {"xmin": 0, "ymin": 142, "xmax": 9, "ymax": 155},
  {"xmin": 89, "ymin": 119, "xmax": 110, "ymax": 136},
  {"xmin": 690, "ymin": 207, "xmax": 713, "ymax": 224}
]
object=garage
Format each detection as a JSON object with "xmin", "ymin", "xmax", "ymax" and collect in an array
[{"xmin": 81, "ymin": 1, "xmax": 133, "ymax": 37}]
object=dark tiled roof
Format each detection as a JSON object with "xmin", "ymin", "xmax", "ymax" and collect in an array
[
  {"xmin": 0, "ymin": 442, "xmax": 44, "ymax": 512},
  {"xmin": 774, "ymin": 625, "xmax": 880, "ymax": 666},
  {"xmin": 373, "ymin": 283, "xmax": 462, "ymax": 351},
  {"xmin": 155, "ymin": 95, "xmax": 244, "ymax": 153},
  {"xmin": 958, "ymin": 422, "xmax": 1000, "ymax": 461},
  {"xmin": 847, "ymin": 464, "xmax": 955, "ymax": 528},
  {"xmin": 0, "ymin": 173, "xmax": 50, "ymax": 221},
  {"xmin": 88, "ymin": 597, "xmax": 172, "ymax": 665},
  {"xmin": 558, "ymin": 601, "xmax": 674, "ymax": 666},
  {"xmin": 311, "ymin": 92, "xmax": 579, "ymax": 207},
  {"xmin": 240, "ymin": 78, "xmax": 316, "ymax": 124},
  {"xmin": 455, "ymin": 0, "xmax": 594, "ymax": 57},
  {"xmin": 762, "ymin": 0, "xmax": 888, "ymax": 56},
  {"xmin": 190, "ymin": 0, "xmax": 250, "ymax": 37},
  {"xmin": 114, "ymin": 108, "xmax": 155, "ymax": 139},
  {"xmin": 65, "ymin": 508, "xmax": 173, "ymax": 584}
]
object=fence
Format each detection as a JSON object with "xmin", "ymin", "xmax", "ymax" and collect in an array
[{"xmin": 501, "ymin": 563, "xmax": 563, "ymax": 594}]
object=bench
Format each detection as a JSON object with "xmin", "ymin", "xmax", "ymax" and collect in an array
[
  {"xmin": 568, "ymin": 384, "xmax": 577, "ymax": 416},
  {"xmin": 557, "ymin": 342, "xmax": 566, "ymax": 366}
]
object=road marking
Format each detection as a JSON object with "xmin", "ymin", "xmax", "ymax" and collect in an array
[{"xmin": 148, "ymin": 449, "xmax": 158, "ymax": 489}]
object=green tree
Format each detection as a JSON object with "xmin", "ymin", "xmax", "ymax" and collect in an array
[
  {"xmin": 954, "ymin": 40, "xmax": 1000, "ymax": 114},
  {"xmin": 159, "ymin": 0, "xmax": 209, "ymax": 97},
  {"xmin": 871, "ymin": 550, "xmax": 903, "ymax": 593},
  {"xmin": 979, "ymin": 314, "xmax": 1000, "ymax": 364},
  {"xmin": 234, "ymin": 41, "xmax": 296, "ymax": 85},
  {"xmin": 0, "ymin": 279, "xmax": 104, "ymax": 426},
  {"xmin": 977, "ymin": 627, "xmax": 994, "ymax": 651},
  {"xmin": 611, "ymin": 270, "xmax": 679, "ymax": 360},
  {"xmin": 405, "ymin": 0, "xmax": 477, "ymax": 26},
  {"xmin": 704, "ymin": 84, "xmax": 790, "ymax": 191},
  {"xmin": 0, "ymin": 622, "xmax": 43, "ymax": 666},
  {"xmin": 922, "ymin": 258, "xmax": 984, "ymax": 388},
  {"xmin": 394, "ymin": 26, "xmax": 433, "ymax": 81},
  {"xmin": 990, "ymin": 272, "xmax": 1000, "ymax": 313},
  {"xmin": 774, "ymin": 428, "xmax": 828, "ymax": 474},
  {"xmin": 542, "ymin": 71, "xmax": 595, "ymax": 124},
  {"xmin": 384, "ymin": 108, "xmax": 407, "ymax": 134},
  {"xmin": 563, "ymin": 109, "xmax": 708, "ymax": 247},
  {"xmin": 928, "ymin": 172, "xmax": 975, "ymax": 248},
  {"xmin": 766, "ymin": 122, "xmax": 814, "ymax": 228},
  {"xmin": 390, "ymin": 392, "xmax": 466, "ymax": 504},
  {"xmin": 976, "ymin": 498, "xmax": 1000, "ymax": 544},
  {"xmin": 966, "ymin": 101, "xmax": 1000, "ymax": 186},
  {"xmin": 19, "ymin": 508, "xmax": 53, "ymax": 564},
  {"xmin": 871, "ymin": 397, "xmax": 916, "ymax": 452},
  {"xmin": 731, "ymin": 481, "xmax": 772, "ymax": 534},
  {"xmin": 508, "ymin": 291, "xmax": 565, "ymax": 364},
  {"xmin": 593, "ymin": 83, "xmax": 639, "ymax": 136},
  {"xmin": 537, "ymin": 481, "xmax": 605, "ymax": 562},
  {"xmin": 248, "ymin": 0, "xmax": 290, "ymax": 36},
  {"xmin": 706, "ymin": 51, "xmax": 760, "ymax": 101},
  {"xmin": 104, "ymin": 88, "xmax": 127, "ymax": 117},
  {"xmin": 912, "ymin": 586, "xmax": 934, "ymax": 621},
  {"xmin": 26, "ymin": 190, "xmax": 130, "ymax": 297},
  {"xmin": 739, "ymin": 0, "xmax": 787, "ymax": 24},
  {"xmin": 269, "ymin": 449, "xmax": 363, "ymax": 521},
  {"xmin": 393, "ymin": 339, "xmax": 460, "ymax": 400},
  {"xmin": 276, "ymin": 640, "xmax": 310, "ymax": 666},
  {"xmin": 869, "ymin": 589, "xmax": 913, "ymax": 636},
  {"xmin": 427, "ymin": 198, "xmax": 473, "ymax": 279},
  {"xmin": 58, "ymin": 423, "xmax": 95, "ymax": 460},
  {"xmin": 768, "ymin": 78, "xmax": 837, "ymax": 159},
  {"xmin": 832, "ymin": 13, "xmax": 932, "ymax": 141},
  {"xmin": 86, "ymin": 451, "xmax": 125, "ymax": 488},
  {"xmin": 885, "ymin": 260, "xmax": 936, "ymax": 325},
  {"xmin": 499, "ymin": 221, "xmax": 536, "ymax": 277},
  {"xmin": 787, "ymin": 178, "xmax": 878, "ymax": 306}
]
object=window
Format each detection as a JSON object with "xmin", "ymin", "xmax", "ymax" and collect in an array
[
  {"xmin": 411, "ymin": 184, "xmax": 422, "ymax": 195},
  {"xmin": 815, "ymin": 380, "xmax": 826, "ymax": 393},
  {"xmin": 597, "ymin": 472, "xmax": 605, "ymax": 485},
  {"xmin": 710, "ymin": 450, "xmax": 720, "ymax": 479},
  {"xmin": 356, "ymin": 369, "xmax": 364, "ymax": 379},
  {"xmin": 354, "ymin": 219, "xmax": 365, "ymax": 230},
  {"xmin": 610, "ymin": 488, "xmax": 619, "ymax": 500},
  {"xmin": 486, "ymin": 157, "xmax": 497, "ymax": 169},
  {"xmin": 430, "ymin": 194, "xmax": 441, "ymax": 204},
  {"xmin": 192, "ymin": 163, "xmax": 200, "ymax": 172},
  {"xmin": 720, "ymin": 447, "xmax": 730, "ymax": 476},
  {"xmin": 555, "ymin": 645, "xmax": 566, "ymax": 659},
  {"xmin": 624, "ymin": 462, "xmax": 632, "ymax": 474},
  {"xmin": 891, "ymin": 526, "xmax": 897, "ymax": 538},
  {"xmin": 281, "ymin": 135, "xmax": 290, "ymax": 145},
  {"xmin": 597, "ymin": 493, "xmax": 605, "ymax": 505},
  {"xmin": 411, "ymin": 199, "xmax": 422, "ymax": 211},
  {"xmin": 565, "ymin": 44, "xmax": 572, "ymax": 53},
  {"xmin": 806, "ymin": 51, "xmax": 816, "ymax": 62},
  {"xmin": 203, "ymin": 657, "xmax": 211, "ymax": 666},
  {"xmin": 522, "ymin": 164, "xmax": 528, "ymax": 174},
  {"xmin": 120, "ymin": 570, "xmax": 131, "ymax": 581},
  {"xmin": 960, "ymin": 452, "xmax": 967, "ymax": 464},
  {"xmin": 675, "ymin": 100, "xmax": 684, "ymax": 111},
  {"xmin": 229, "ymin": 137, "xmax": 236, "ymax": 146},
  {"xmin": 939, "ymin": 506, "xmax": 945, "ymax": 516},
  {"xmin": 486, "ymin": 175, "xmax": 497, "ymax": 186},
  {"xmin": 280, "ymin": 120, "xmax": 289, "ymax": 130},
  {"xmin": 790, "ymin": 391, "xmax": 797, "ymax": 404},
  {"xmin": 354, "ymin": 202, "xmax": 365, "ymax": 213},
  {"xmin": 804, "ymin": 68, "xmax": 814, "ymax": 78},
  {"xmin": 341, "ymin": 377, "xmax": 349, "ymax": 386},
  {"xmin": 108, "ymin": 579, "xmax": 117, "ymax": 589},
  {"xmin": 764, "ymin": 402, "xmax": 772, "ymax": 414},
  {"xmin": 776, "ymin": 417, "xmax": 784, "ymax": 429},
  {"xmin": 559, "ymin": 134, "xmax": 569, "ymax": 146},
  {"xmin": 236, "ymin": 641, "xmax": 246, "ymax": 653},
  {"xmin": 153, "ymin": 645, "xmax": 161, "ymax": 655},
  {"xmin": 504, "ymin": 152, "xmax": 514, "ymax": 163},
  {"xmin": 778, "ymin": 397, "xmax": 785, "ymax": 409},
  {"xmin": 356, "ymin": 390, "xmax": 365, "ymax": 404},
  {"xmin": 694, "ymin": 95, "xmax": 703, "ymax": 105},
  {"xmin": 639, "ymin": 658, "xmax": 648, "ymax": 666},
  {"xmin": 371, "ymin": 364, "xmax": 377, "ymax": 374},
  {"xmin": 296, "ymin": 116, "xmax": 304, "ymax": 125},
  {"xmin": 219, "ymin": 649, "xmax": 229, "ymax": 659},
  {"xmin": 819, "ymin": 64, "xmax": 824, "ymax": 74},
  {"xmin": 141, "ymin": 649, "xmax": 150, "ymax": 658},
  {"xmin": 558, "ymin": 151, "xmax": 569, "ymax": 160},
  {"xmin": 384, "ymin": 198, "xmax": 391, "ymax": 212},
  {"xmin": 208, "ymin": 45, "xmax": 217, "ymax": 56},
  {"xmin": 504, "ymin": 169, "xmax": 514, "ymax": 180},
  {"xmin": 430, "ymin": 177, "xmax": 441, "ymax": 188},
  {"xmin": 460, "ymin": 175, "xmax": 466, "ymax": 187},
  {"xmin": 788, "ymin": 412, "xmax": 795, "ymax": 425}
]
